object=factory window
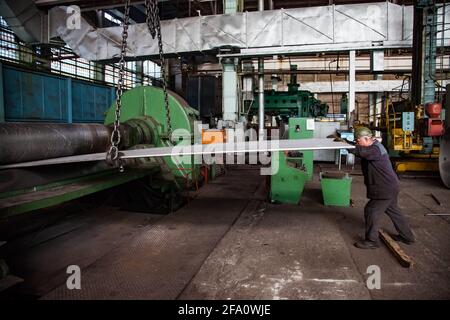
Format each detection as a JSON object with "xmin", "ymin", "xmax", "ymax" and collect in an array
[
  {"xmin": 143, "ymin": 60, "xmax": 161, "ymax": 80},
  {"xmin": 0, "ymin": 17, "xmax": 18, "ymax": 62},
  {"xmin": 0, "ymin": 16, "xmax": 161, "ymax": 90},
  {"xmin": 104, "ymin": 12, "xmax": 122, "ymax": 26}
]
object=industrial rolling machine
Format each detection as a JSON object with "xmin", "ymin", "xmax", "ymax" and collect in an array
[
  {"xmin": 0, "ymin": 86, "xmax": 202, "ymax": 218},
  {"xmin": 381, "ymin": 99, "xmax": 446, "ymax": 174}
]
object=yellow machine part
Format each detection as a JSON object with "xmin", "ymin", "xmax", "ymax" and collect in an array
[
  {"xmin": 392, "ymin": 128, "xmax": 423, "ymax": 152},
  {"xmin": 394, "ymin": 159, "xmax": 439, "ymax": 172}
]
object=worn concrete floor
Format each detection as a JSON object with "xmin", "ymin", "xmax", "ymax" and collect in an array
[{"xmin": 1, "ymin": 164, "xmax": 449, "ymax": 299}]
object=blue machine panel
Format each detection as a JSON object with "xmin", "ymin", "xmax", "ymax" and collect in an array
[
  {"xmin": 402, "ymin": 112, "xmax": 415, "ymax": 131},
  {"xmin": 72, "ymin": 82, "xmax": 113, "ymax": 122},
  {"xmin": 1, "ymin": 63, "xmax": 115, "ymax": 123}
]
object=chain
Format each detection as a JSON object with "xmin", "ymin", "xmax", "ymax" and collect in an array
[
  {"xmin": 145, "ymin": 0, "xmax": 172, "ymax": 137},
  {"xmin": 106, "ymin": 0, "xmax": 131, "ymax": 172}
]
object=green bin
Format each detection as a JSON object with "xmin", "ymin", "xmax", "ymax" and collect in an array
[{"xmin": 320, "ymin": 171, "xmax": 352, "ymax": 207}]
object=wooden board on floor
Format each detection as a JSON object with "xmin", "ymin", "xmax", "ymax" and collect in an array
[{"xmin": 379, "ymin": 229, "xmax": 414, "ymax": 268}]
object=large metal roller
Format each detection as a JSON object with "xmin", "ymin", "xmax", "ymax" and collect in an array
[
  {"xmin": 439, "ymin": 129, "xmax": 450, "ymax": 188},
  {"xmin": 0, "ymin": 123, "xmax": 112, "ymax": 165}
]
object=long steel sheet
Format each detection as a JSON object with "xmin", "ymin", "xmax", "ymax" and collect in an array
[{"xmin": 0, "ymin": 138, "xmax": 354, "ymax": 169}]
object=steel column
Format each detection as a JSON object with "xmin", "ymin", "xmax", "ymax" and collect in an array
[
  {"xmin": 221, "ymin": 58, "xmax": 239, "ymax": 124},
  {"xmin": 258, "ymin": 0, "xmax": 265, "ymax": 139},
  {"xmin": 348, "ymin": 50, "xmax": 356, "ymax": 120},
  {"xmin": 258, "ymin": 58, "xmax": 265, "ymax": 139}
]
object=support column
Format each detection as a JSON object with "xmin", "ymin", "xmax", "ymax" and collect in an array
[
  {"xmin": 348, "ymin": 50, "xmax": 356, "ymax": 121},
  {"xmin": 258, "ymin": 58, "xmax": 265, "ymax": 139},
  {"xmin": 369, "ymin": 93, "xmax": 375, "ymax": 126},
  {"xmin": 258, "ymin": 0, "xmax": 265, "ymax": 139},
  {"xmin": 222, "ymin": 58, "xmax": 238, "ymax": 125},
  {"xmin": 135, "ymin": 61, "xmax": 144, "ymax": 86},
  {"xmin": 411, "ymin": 1, "xmax": 437, "ymax": 105}
]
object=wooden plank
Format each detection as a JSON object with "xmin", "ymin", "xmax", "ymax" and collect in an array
[{"xmin": 379, "ymin": 229, "xmax": 414, "ymax": 268}]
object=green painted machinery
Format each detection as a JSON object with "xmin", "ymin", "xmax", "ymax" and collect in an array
[
  {"xmin": 270, "ymin": 117, "xmax": 314, "ymax": 204},
  {"xmin": 250, "ymin": 66, "xmax": 328, "ymax": 120},
  {"xmin": 251, "ymin": 86, "xmax": 328, "ymax": 120},
  {"xmin": 104, "ymin": 86, "xmax": 200, "ymax": 183},
  {"xmin": 0, "ymin": 86, "xmax": 200, "ymax": 218}
]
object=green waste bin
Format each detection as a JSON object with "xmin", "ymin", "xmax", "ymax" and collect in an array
[{"xmin": 320, "ymin": 171, "xmax": 352, "ymax": 207}]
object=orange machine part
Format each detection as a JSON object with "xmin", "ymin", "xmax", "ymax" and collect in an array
[{"xmin": 202, "ymin": 129, "xmax": 226, "ymax": 144}]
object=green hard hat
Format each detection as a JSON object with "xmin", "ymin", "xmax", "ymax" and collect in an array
[{"xmin": 354, "ymin": 126, "xmax": 373, "ymax": 139}]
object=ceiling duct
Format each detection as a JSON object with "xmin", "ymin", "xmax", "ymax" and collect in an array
[{"xmin": 0, "ymin": 0, "xmax": 46, "ymax": 43}]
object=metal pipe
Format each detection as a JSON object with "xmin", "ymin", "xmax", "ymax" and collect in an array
[
  {"xmin": 0, "ymin": 123, "xmax": 112, "ymax": 165},
  {"xmin": 348, "ymin": 50, "xmax": 356, "ymax": 121},
  {"xmin": 258, "ymin": 0, "xmax": 265, "ymax": 139},
  {"xmin": 258, "ymin": 58, "xmax": 265, "ymax": 140},
  {"xmin": 258, "ymin": 0, "xmax": 264, "ymax": 11}
]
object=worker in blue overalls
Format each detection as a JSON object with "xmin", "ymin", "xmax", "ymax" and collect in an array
[{"xmin": 348, "ymin": 127, "xmax": 415, "ymax": 249}]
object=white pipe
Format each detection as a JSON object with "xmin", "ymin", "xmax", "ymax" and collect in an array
[
  {"xmin": 348, "ymin": 50, "xmax": 356, "ymax": 121},
  {"xmin": 258, "ymin": 58, "xmax": 265, "ymax": 139},
  {"xmin": 258, "ymin": 0, "xmax": 265, "ymax": 139}
]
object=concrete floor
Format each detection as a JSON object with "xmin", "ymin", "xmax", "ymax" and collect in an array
[{"xmin": 1, "ymin": 164, "xmax": 449, "ymax": 299}]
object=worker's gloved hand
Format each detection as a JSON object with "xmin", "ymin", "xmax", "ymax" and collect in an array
[
  {"xmin": 333, "ymin": 137, "xmax": 344, "ymax": 142},
  {"xmin": 343, "ymin": 138, "xmax": 356, "ymax": 145}
]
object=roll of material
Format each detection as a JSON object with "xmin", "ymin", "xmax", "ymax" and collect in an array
[
  {"xmin": 440, "ymin": 129, "xmax": 450, "ymax": 188},
  {"xmin": 0, "ymin": 122, "xmax": 111, "ymax": 165}
]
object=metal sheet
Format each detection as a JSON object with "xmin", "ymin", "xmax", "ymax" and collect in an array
[
  {"xmin": 0, "ymin": 138, "xmax": 354, "ymax": 169},
  {"xmin": 246, "ymin": 10, "xmax": 282, "ymax": 47},
  {"xmin": 387, "ymin": 2, "xmax": 404, "ymax": 41},
  {"xmin": 402, "ymin": 5, "xmax": 414, "ymax": 42},
  {"xmin": 175, "ymin": 17, "xmax": 201, "ymax": 53},
  {"xmin": 334, "ymin": 3, "xmax": 387, "ymax": 43},
  {"xmin": 282, "ymin": 7, "xmax": 333, "ymax": 46},
  {"xmin": 202, "ymin": 14, "xmax": 246, "ymax": 49},
  {"xmin": 439, "ymin": 130, "xmax": 450, "ymax": 188}
]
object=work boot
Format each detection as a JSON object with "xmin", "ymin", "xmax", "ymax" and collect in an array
[
  {"xmin": 390, "ymin": 234, "xmax": 415, "ymax": 245},
  {"xmin": 354, "ymin": 240, "xmax": 379, "ymax": 249}
]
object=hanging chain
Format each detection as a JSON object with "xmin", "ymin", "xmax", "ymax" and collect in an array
[
  {"xmin": 106, "ymin": 0, "xmax": 131, "ymax": 171},
  {"xmin": 145, "ymin": 0, "xmax": 172, "ymax": 137}
]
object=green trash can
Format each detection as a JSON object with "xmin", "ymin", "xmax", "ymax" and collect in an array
[{"xmin": 320, "ymin": 171, "xmax": 352, "ymax": 207}]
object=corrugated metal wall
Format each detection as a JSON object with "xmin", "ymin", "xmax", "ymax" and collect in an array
[{"xmin": 0, "ymin": 62, "xmax": 115, "ymax": 123}]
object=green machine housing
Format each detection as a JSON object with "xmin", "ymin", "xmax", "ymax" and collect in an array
[
  {"xmin": 249, "ymin": 66, "xmax": 328, "ymax": 121},
  {"xmin": 270, "ymin": 118, "xmax": 315, "ymax": 204}
]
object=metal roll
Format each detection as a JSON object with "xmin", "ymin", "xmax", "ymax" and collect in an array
[
  {"xmin": 439, "ymin": 129, "xmax": 450, "ymax": 188},
  {"xmin": 0, "ymin": 122, "xmax": 111, "ymax": 165}
]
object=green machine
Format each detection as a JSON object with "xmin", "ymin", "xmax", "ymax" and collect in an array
[
  {"xmin": 0, "ymin": 86, "xmax": 201, "ymax": 217},
  {"xmin": 270, "ymin": 117, "xmax": 314, "ymax": 204},
  {"xmin": 250, "ymin": 66, "xmax": 328, "ymax": 121}
]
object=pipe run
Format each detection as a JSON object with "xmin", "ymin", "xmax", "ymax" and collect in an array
[{"xmin": 258, "ymin": 0, "xmax": 265, "ymax": 139}]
